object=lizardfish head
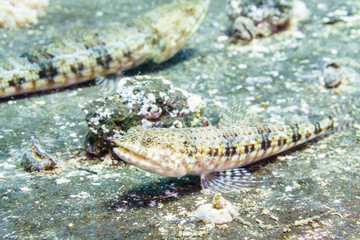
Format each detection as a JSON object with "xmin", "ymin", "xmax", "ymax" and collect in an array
[{"xmin": 113, "ymin": 127, "xmax": 188, "ymax": 177}]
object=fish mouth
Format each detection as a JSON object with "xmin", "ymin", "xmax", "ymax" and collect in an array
[
  {"xmin": 113, "ymin": 145, "xmax": 187, "ymax": 177},
  {"xmin": 113, "ymin": 146, "xmax": 147, "ymax": 164},
  {"xmin": 113, "ymin": 146, "xmax": 162, "ymax": 174}
]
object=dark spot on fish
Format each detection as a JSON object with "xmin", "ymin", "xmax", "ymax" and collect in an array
[
  {"xmin": 278, "ymin": 138, "xmax": 287, "ymax": 147},
  {"xmin": 124, "ymin": 50, "xmax": 132, "ymax": 58},
  {"xmin": 208, "ymin": 148, "xmax": 213, "ymax": 156},
  {"xmin": 96, "ymin": 54, "xmax": 113, "ymax": 67},
  {"xmin": 290, "ymin": 124, "xmax": 302, "ymax": 142},
  {"xmin": 265, "ymin": 126, "xmax": 272, "ymax": 133},
  {"xmin": 22, "ymin": 51, "xmax": 55, "ymax": 64},
  {"xmin": 267, "ymin": 139, "xmax": 271, "ymax": 149},
  {"xmin": 193, "ymin": 146, "xmax": 199, "ymax": 155},
  {"xmin": 225, "ymin": 146, "xmax": 236, "ymax": 157},
  {"xmin": 232, "ymin": 131, "xmax": 238, "ymax": 137},
  {"xmin": 257, "ymin": 128, "xmax": 264, "ymax": 134},
  {"xmin": 70, "ymin": 63, "xmax": 85, "ymax": 75},
  {"xmin": 231, "ymin": 146, "xmax": 237, "ymax": 155},
  {"xmin": 19, "ymin": 77, "xmax": 26, "ymax": 84},
  {"xmin": 8, "ymin": 80, "xmax": 16, "ymax": 87},
  {"xmin": 261, "ymin": 140, "xmax": 266, "ymax": 150},
  {"xmin": 8, "ymin": 77, "xmax": 26, "ymax": 87},
  {"xmin": 151, "ymin": 38, "xmax": 160, "ymax": 46},
  {"xmin": 70, "ymin": 65, "xmax": 77, "ymax": 74},
  {"xmin": 244, "ymin": 145, "xmax": 249, "ymax": 154},
  {"xmin": 314, "ymin": 122, "xmax": 322, "ymax": 134},
  {"xmin": 38, "ymin": 63, "xmax": 58, "ymax": 81},
  {"xmin": 213, "ymin": 148, "xmax": 218, "ymax": 157},
  {"xmin": 292, "ymin": 133, "xmax": 302, "ymax": 142},
  {"xmin": 249, "ymin": 144, "xmax": 255, "ymax": 152},
  {"xmin": 225, "ymin": 147, "xmax": 231, "ymax": 157},
  {"xmin": 261, "ymin": 138, "xmax": 272, "ymax": 150}
]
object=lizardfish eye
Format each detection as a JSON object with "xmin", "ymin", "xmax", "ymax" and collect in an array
[
  {"xmin": 144, "ymin": 137, "xmax": 153, "ymax": 145},
  {"xmin": 185, "ymin": 7, "xmax": 194, "ymax": 14}
]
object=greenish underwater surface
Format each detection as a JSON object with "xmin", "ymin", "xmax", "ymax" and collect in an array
[{"xmin": 1, "ymin": 0, "xmax": 360, "ymax": 239}]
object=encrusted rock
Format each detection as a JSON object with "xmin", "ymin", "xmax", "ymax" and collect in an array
[
  {"xmin": 194, "ymin": 193, "xmax": 240, "ymax": 224},
  {"xmin": 21, "ymin": 139, "xmax": 57, "ymax": 172},
  {"xmin": 83, "ymin": 75, "xmax": 206, "ymax": 155},
  {"xmin": 0, "ymin": 0, "xmax": 49, "ymax": 28},
  {"xmin": 227, "ymin": 0, "xmax": 307, "ymax": 43}
]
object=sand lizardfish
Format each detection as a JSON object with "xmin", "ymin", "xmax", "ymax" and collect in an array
[
  {"xmin": 0, "ymin": 0, "xmax": 209, "ymax": 98},
  {"xmin": 113, "ymin": 98, "xmax": 358, "ymax": 193}
]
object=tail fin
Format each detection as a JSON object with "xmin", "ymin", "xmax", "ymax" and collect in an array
[{"xmin": 330, "ymin": 97, "xmax": 360, "ymax": 132}]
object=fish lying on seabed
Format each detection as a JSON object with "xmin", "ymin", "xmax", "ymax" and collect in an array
[
  {"xmin": 0, "ymin": 0, "xmax": 209, "ymax": 98},
  {"xmin": 113, "ymin": 98, "xmax": 359, "ymax": 193}
]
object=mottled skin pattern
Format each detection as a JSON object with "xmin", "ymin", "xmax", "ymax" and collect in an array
[
  {"xmin": 0, "ymin": 0, "xmax": 209, "ymax": 98},
  {"xmin": 113, "ymin": 115, "xmax": 335, "ymax": 177}
]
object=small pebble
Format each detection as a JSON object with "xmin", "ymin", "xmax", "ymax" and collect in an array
[{"xmin": 320, "ymin": 63, "xmax": 360, "ymax": 88}]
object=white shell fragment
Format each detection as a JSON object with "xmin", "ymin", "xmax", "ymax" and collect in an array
[{"xmin": 194, "ymin": 194, "xmax": 239, "ymax": 224}]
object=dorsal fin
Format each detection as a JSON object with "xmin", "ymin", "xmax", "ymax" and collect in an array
[
  {"xmin": 329, "ymin": 97, "xmax": 360, "ymax": 131},
  {"xmin": 218, "ymin": 105, "xmax": 264, "ymax": 127}
]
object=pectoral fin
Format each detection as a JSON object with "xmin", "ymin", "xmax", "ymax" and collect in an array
[{"xmin": 200, "ymin": 168, "xmax": 261, "ymax": 194}]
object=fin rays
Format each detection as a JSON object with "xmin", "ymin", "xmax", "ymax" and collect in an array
[
  {"xmin": 201, "ymin": 168, "xmax": 263, "ymax": 193},
  {"xmin": 331, "ymin": 97, "xmax": 360, "ymax": 131}
]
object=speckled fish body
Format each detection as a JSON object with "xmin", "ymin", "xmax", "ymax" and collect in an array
[
  {"xmin": 0, "ymin": 0, "xmax": 209, "ymax": 98},
  {"xmin": 114, "ymin": 116, "xmax": 335, "ymax": 178},
  {"xmin": 114, "ymin": 95, "xmax": 360, "ymax": 193}
]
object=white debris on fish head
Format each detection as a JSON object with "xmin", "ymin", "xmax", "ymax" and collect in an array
[{"xmin": 113, "ymin": 127, "xmax": 189, "ymax": 177}]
